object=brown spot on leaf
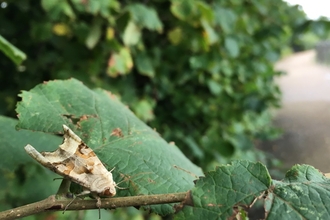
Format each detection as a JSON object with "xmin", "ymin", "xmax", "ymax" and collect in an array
[
  {"xmin": 110, "ymin": 128, "xmax": 124, "ymax": 137},
  {"xmin": 79, "ymin": 115, "xmax": 88, "ymax": 121},
  {"xmin": 269, "ymin": 185, "xmax": 275, "ymax": 192},
  {"xmin": 207, "ymin": 203, "xmax": 223, "ymax": 207},
  {"xmin": 148, "ymin": 178, "xmax": 156, "ymax": 184},
  {"xmin": 105, "ymin": 91, "xmax": 118, "ymax": 100}
]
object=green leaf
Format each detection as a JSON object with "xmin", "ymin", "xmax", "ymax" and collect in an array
[
  {"xmin": 168, "ymin": 27, "xmax": 183, "ymax": 45},
  {"xmin": 171, "ymin": 0, "xmax": 198, "ymax": 22},
  {"xmin": 0, "ymin": 116, "xmax": 61, "ymax": 210},
  {"xmin": 201, "ymin": 19, "xmax": 218, "ymax": 45},
  {"xmin": 127, "ymin": 4, "xmax": 163, "ymax": 32},
  {"xmin": 0, "ymin": 35, "xmax": 26, "ymax": 65},
  {"xmin": 85, "ymin": 19, "xmax": 102, "ymax": 49},
  {"xmin": 16, "ymin": 79, "xmax": 203, "ymax": 215},
  {"xmin": 176, "ymin": 162, "xmax": 330, "ymax": 219},
  {"xmin": 87, "ymin": 0, "xmax": 102, "ymax": 15},
  {"xmin": 132, "ymin": 99, "xmax": 155, "ymax": 122},
  {"xmin": 266, "ymin": 165, "xmax": 330, "ymax": 219},
  {"xmin": 107, "ymin": 47, "xmax": 133, "ymax": 77},
  {"xmin": 214, "ymin": 6, "xmax": 237, "ymax": 34},
  {"xmin": 0, "ymin": 116, "xmax": 62, "ymax": 171},
  {"xmin": 135, "ymin": 52, "xmax": 155, "ymax": 77},
  {"xmin": 202, "ymin": 126, "xmax": 235, "ymax": 157},
  {"xmin": 189, "ymin": 55, "xmax": 208, "ymax": 70},
  {"xmin": 176, "ymin": 161, "xmax": 271, "ymax": 219},
  {"xmin": 62, "ymin": 2, "xmax": 75, "ymax": 19},
  {"xmin": 123, "ymin": 21, "xmax": 141, "ymax": 46},
  {"xmin": 197, "ymin": 1, "xmax": 214, "ymax": 23},
  {"xmin": 207, "ymin": 80, "xmax": 222, "ymax": 95},
  {"xmin": 41, "ymin": 0, "xmax": 57, "ymax": 11},
  {"xmin": 182, "ymin": 136, "xmax": 204, "ymax": 160},
  {"xmin": 224, "ymin": 37, "xmax": 239, "ymax": 58},
  {"xmin": 41, "ymin": 0, "xmax": 75, "ymax": 19}
]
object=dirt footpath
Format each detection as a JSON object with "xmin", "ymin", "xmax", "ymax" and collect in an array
[{"xmin": 261, "ymin": 50, "xmax": 330, "ymax": 172}]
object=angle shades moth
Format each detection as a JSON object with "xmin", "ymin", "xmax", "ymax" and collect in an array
[{"xmin": 24, "ymin": 125, "xmax": 117, "ymax": 207}]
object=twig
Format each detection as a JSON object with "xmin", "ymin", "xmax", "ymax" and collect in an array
[{"xmin": 0, "ymin": 192, "xmax": 188, "ymax": 220}]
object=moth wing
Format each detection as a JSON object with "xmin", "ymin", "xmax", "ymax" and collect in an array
[
  {"xmin": 25, "ymin": 125, "xmax": 115, "ymax": 195},
  {"xmin": 24, "ymin": 144, "xmax": 55, "ymax": 170},
  {"xmin": 71, "ymin": 144, "xmax": 116, "ymax": 195}
]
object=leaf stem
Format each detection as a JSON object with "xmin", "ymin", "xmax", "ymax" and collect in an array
[{"xmin": 0, "ymin": 192, "xmax": 188, "ymax": 220}]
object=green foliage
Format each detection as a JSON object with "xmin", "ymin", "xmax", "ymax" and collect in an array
[
  {"xmin": 289, "ymin": 17, "xmax": 330, "ymax": 52},
  {"xmin": 0, "ymin": 116, "xmax": 60, "ymax": 211},
  {"xmin": 0, "ymin": 35, "xmax": 26, "ymax": 65},
  {"xmin": 16, "ymin": 78, "xmax": 203, "ymax": 215},
  {"xmin": 2, "ymin": 80, "xmax": 330, "ymax": 219},
  {"xmin": 0, "ymin": 0, "xmax": 318, "ymax": 173},
  {"xmin": 176, "ymin": 161, "xmax": 271, "ymax": 219},
  {"xmin": 266, "ymin": 165, "xmax": 330, "ymax": 219},
  {"xmin": 175, "ymin": 162, "xmax": 330, "ymax": 219},
  {"xmin": 2, "ymin": 1, "xmax": 330, "ymax": 218}
]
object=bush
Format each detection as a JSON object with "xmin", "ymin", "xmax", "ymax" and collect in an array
[{"xmin": 0, "ymin": 0, "xmax": 308, "ymax": 169}]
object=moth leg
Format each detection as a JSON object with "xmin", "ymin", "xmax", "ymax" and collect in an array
[
  {"xmin": 63, "ymin": 190, "xmax": 90, "ymax": 213},
  {"xmin": 90, "ymin": 192, "xmax": 102, "ymax": 207},
  {"xmin": 90, "ymin": 192, "xmax": 102, "ymax": 219},
  {"xmin": 63, "ymin": 196, "xmax": 78, "ymax": 213}
]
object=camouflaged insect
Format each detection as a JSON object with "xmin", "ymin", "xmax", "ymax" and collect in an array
[{"xmin": 25, "ymin": 125, "xmax": 117, "ymax": 207}]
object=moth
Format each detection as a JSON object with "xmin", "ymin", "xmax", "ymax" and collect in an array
[{"xmin": 24, "ymin": 125, "xmax": 117, "ymax": 207}]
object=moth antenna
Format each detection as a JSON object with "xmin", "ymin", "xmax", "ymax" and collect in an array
[
  {"xmin": 115, "ymin": 181, "xmax": 128, "ymax": 190},
  {"xmin": 53, "ymin": 177, "xmax": 64, "ymax": 181},
  {"xmin": 116, "ymin": 172, "xmax": 153, "ymax": 189},
  {"xmin": 106, "ymin": 167, "xmax": 127, "ymax": 188}
]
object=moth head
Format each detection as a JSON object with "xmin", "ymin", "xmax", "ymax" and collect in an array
[{"xmin": 102, "ymin": 185, "xmax": 116, "ymax": 197}]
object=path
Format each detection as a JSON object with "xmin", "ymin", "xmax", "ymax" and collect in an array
[{"xmin": 261, "ymin": 50, "xmax": 330, "ymax": 172}]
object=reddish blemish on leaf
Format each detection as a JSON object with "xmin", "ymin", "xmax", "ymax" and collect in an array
[
  {"xmin": 80, "ymin": 115, "xmax": 88, "ymax": 121},
  {"xmin": 110, "ymin": 128, "xmax": 123, "ymax": 137}
]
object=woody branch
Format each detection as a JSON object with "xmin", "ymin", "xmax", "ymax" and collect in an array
[{"xmin": 0, "ymin": 192, "xmax": 190, "ymax": 220}]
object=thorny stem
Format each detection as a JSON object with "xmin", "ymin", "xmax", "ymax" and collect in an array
[{"xmin": 0, "ymin": 192, "xmax": 190, "ymax": 220}]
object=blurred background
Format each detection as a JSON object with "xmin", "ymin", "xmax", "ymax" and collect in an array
[
  {"xmin": 1, "ymin": 0, "xmax": 330, "ymax": 218},
  {"xmin": 259, "ymin": 0, "xmax": 330, "ymax": 172}
]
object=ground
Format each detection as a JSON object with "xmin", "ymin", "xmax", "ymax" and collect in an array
[{"xmin": 261, "ymin": 50, "xmax": 330, "ymax": 172}]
